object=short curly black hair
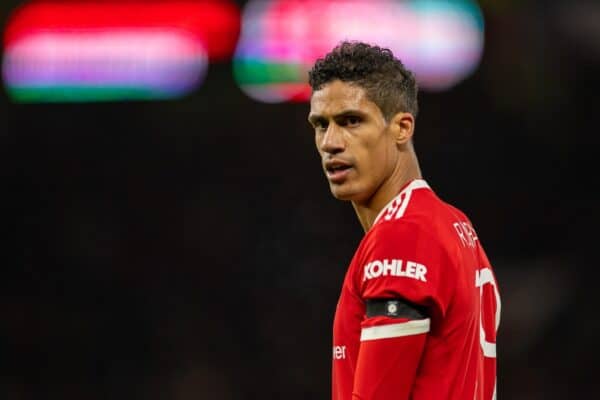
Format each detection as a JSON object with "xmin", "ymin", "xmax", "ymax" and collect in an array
[{"xmin": 308, "ymin": 41, "xmax": 418, "ymax": 120}]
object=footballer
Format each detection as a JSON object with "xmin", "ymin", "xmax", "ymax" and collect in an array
[{"xmin": 307, "ymin": 42, "xmax": 501, "ymax": 400}]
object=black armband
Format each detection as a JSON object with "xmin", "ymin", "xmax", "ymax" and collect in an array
[{"xmin": 365, "ymin": 298, "xmax": 428, "ymax": 320}]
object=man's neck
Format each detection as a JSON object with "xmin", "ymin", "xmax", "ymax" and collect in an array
[{"xmin": 352, "ymin": 156, "xmax": 422, "ymax": 233}]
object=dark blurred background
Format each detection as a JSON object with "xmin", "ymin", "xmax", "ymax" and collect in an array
[{"xmin": 2, "ymin": 0, "xmax": 599, "ymax": 399}]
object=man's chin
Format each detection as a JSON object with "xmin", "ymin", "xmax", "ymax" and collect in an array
[{"xmin": 329, "ymin": 184, "xmax": 357, "ymax": 201}]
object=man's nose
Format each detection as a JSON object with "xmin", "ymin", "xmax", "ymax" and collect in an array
[{"xmin": 320, "ymin": 124, "xmax": 345, "ymax": 154}]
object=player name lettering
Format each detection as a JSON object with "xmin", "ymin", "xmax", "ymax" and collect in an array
[
  {"xmin": 453, "ymin": 221, "xmax": 478, "ymax": 248},
  {"xmin": 363, "ymin": 259, "xmax": 427, "ymax": 282},
  {"xmin": 332, "ymin": 345, "xmax": 347, "ymax": 360}
]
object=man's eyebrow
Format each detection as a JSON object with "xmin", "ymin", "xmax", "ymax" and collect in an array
[
  {"xmin": 308, "ymin": 114, "xmax": 326, "ymax": 125},
  {"xmin": 308, "ymin": 109, "xmax": 367, "ymax": 124},
  {"xmin": 334, "ymin": 109, "xmax": 367, "ymax": 118}
]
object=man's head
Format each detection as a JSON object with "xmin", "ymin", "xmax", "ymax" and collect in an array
[
  {"xmin": 308, "ymin": 41, "xmax": 418, "ymax": 121},
  {"xmin": 308, "ymin": 41, "xmax": 421, "ymax": 205}
]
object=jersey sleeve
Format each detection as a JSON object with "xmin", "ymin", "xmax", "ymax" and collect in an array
[
  {"xmin": 350, "ymin": 220, "xmax": 455, "ymax": 400},
  {"xmin": 357, "ymin": 219, "xmax": 454, "ymax": 322}
]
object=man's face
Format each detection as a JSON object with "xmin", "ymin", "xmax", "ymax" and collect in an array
[{"xmin": 308, "ymin": 80, "xmax": 399, "ymax": 203}]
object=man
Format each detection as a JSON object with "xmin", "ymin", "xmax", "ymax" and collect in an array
[{"xmin": 307, "ymin": 42, "xmax": 500, "ymax": 400}]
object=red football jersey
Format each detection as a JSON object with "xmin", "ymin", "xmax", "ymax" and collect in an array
[{"xmin": 332, "ymin": 179, "xmax": 500, "ymax": 400}]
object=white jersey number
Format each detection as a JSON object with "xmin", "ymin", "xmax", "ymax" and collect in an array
[{"xmin": 476, "ymin": 267, "xmax": 500, "ymax": 399}]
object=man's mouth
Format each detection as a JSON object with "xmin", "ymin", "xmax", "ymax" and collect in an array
[
  {"xmin": 325, "ymin": 161, "xmax": 353, "ymax": 183},
  {"xmin": 326, "ymin": 164, "xmax": 351, "ymax": 172}
]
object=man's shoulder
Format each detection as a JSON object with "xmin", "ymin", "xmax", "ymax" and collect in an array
[
  {"xmin": 368, "ymin": 188, "xmax": 471, "ymax": 253},
  {"xmin": 366, "ymin": 214, "xmax": 442, "ymax": 254},
  {"xmin": 371, "ymin": 187, "xmax": 446, "ymax": 233}
]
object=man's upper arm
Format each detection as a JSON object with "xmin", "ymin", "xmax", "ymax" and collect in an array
[
  {"xmin": 351, "ymin": 220, "xmax": 453, "ymax": 399},
  {"xmin": 358, "ymin": 220, "xmax": 453, "ymax": 322}
]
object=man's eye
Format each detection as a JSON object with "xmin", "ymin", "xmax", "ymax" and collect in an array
[{"xmin": 346, "ymin": 117, "xmax": 360, "ymax": 126}]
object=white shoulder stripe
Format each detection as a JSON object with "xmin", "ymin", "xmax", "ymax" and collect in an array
[
  {"xmin": 360, "ymin": 319, "xmax": 431, "ymax": 341},
  {"xmin": 373, "ymin": 179, "xmax": 430, "ymax": 224}
]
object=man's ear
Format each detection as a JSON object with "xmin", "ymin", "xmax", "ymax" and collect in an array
[{"xmin": 389, "ymin": 112, "xmax": 415, "ymax": 145}]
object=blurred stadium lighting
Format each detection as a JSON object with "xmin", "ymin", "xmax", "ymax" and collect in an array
[
  {"xmin": 233, "ymin": 0, "xmax": 485, "ymax": 103},
  {"xmin": 2, "ymin": 0, "xmax": 241, "ymax": 102}
]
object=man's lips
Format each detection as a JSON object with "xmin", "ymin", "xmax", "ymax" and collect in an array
[
  {"xmin": 324, "ymin": 159, "xmax": 353, "ymax": 183},
  {"xmin": 324, "ymin": 158, "xmax": 352, "ymax": 171}
]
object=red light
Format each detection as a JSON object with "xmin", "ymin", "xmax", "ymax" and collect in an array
[{"xmin": 4, "ymin": 0, "xmax": 241, "ymax": 61}]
